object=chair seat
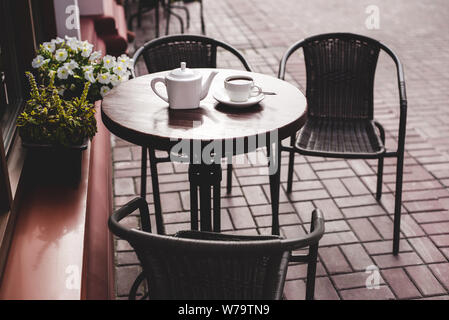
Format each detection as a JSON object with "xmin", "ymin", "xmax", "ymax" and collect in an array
[{"xmin": 295, "ymin": 117, "xmax": 385, "ymax": 158}]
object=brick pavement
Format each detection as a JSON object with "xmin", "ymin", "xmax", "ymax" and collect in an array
[{"xmin": 112, "ymin": 0, "xmax": 449, "ymax": 299}]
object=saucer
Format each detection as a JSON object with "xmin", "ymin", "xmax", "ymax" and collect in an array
[{"xmin": 213, "ymin": 88, "xmax": 264, "ymax": 108}]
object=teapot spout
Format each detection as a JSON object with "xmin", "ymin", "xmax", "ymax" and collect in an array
[{"xmin": 200, "ymin": 71, "xmax": 219, "ymax": 100}]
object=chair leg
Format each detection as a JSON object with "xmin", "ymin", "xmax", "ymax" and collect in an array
[
  {"xmin": 148, "ymin": 148, "xmax": 165, "ymax": 235},
  {"xmin": 393, "ymin": 153, "xmax": 405, "ymax": 255},
  {"xmin": 137, "ymin": 0, "xmax": 143, "ymax": 28},
  {"xmin": 155, "ymin": 0, "xmax": 160, "ymax": 38},
  {"xmin": 305, "ymin": 244, "xmax": 318, "ymax": 300},
  {"xmin": 140, "ymin": 147, "xmax": 147, "ymax": 198},
  {"xmin": 189, "ymin": 174, "xmax": 199, "ymax": 231},
  {"xmin": 213, "ymin": 174, "xmax": 221, "ymax": 232},
  {"xmin": 226, "ymin": 163, "xmax": 232, "ymax": 194},
  {"xmin": 376, "ymin": 127, "xmax": 386, "ymax": 200},
  {"xmin": 376, "ymin": 157, "xmax": 384, "ymax": 200},
  {"xmin": 287, "ymin": 134, "xmax": 295, "ymax": 193},
  {"xmin": 200, "ymin": 0, "xmax": 205, "ymax": 34},
  {"xmin": 165, "ymin": 5, "xmax": 171, "ymax": 35}
]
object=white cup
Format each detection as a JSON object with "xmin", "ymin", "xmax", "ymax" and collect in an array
[{"xmin": 224, "ymin": 75, "xmax": 262, "ymax": 102}]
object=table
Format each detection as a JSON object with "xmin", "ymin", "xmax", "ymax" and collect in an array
[{"xmin": 102, "ymin": 69, "xmax": 307, "ymax": 234}]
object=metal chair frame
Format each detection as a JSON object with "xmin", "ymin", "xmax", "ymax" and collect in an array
[
  {"xmin": 278, "ymin": 33, "xmax": 407, "ymax": 255},
  {"xmin": 109, "ymin": 197, "xmax": 325, "ymax": 300}
]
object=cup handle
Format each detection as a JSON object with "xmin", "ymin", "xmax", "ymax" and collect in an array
[
  {"xmin": 250, "ymin": 85, "xmax": 262, "ymax": 97},
  {"xmin": 150, "ymin": 77, "xmax": 169, "ymax": 102}
]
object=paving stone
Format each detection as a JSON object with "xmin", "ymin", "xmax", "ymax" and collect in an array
[
  {"xmin": 319, "ymin": 247, "xmax": 352, "ymax": 274},
  {"xmin": 408, "ymin": 237, "xmax": 446, "ymax": 263},
  {"xmin": 348, "ymin": 218, "xmax": 382, "ymax": 242},
  {"xmin": 372, "ymin": 252, "xmax": 423, "ymax": 268},
  {"xmin": 340, "ymin": 286, "xmax": 395, "ymax": 300},
  {"xmin": 242, "ymin": 185, "xmax": 268, "ymax": 205},
  {"xmin": 429, "ymin": 263, "xmax": 449, "ymax": 291},
  {"xmin": 405, "ymin": 265, "xmax": 446, "ymax": 296},
  {"xmin": 340, "ymin": 243, "xmax": 375, "ymax": 271},
  {"xmin": 114, "ymin": 178, "xmax": 136, "ymax": 196},
  {"xmin": 286, "ymin": 262, "xmax": 327, "ymax": 280},
  {"xmin": 228, "ymin": 206, "xmax": 256, "ymax": 229},
  {"xmin": 321, "ymin": 179, "xmax": 350, "ymax": 197},
  {"xmin": 332, "ymin": 271, "xmax": 385, "ymax": 290},
  {"xmin": 381, "ymin": 268, "xmax": 421, "ymax": 299},
  {"xmin": 314, "ymin": 277, "xmax": 340, "ymax": 300}
]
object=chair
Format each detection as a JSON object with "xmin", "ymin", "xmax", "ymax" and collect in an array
[
  {"xmin": 132, "ymin": 34, "xmax": 252, "ymax": 234},
  {"xmin": 127, "ymin": 0, "xmax": 161, "ymax": 37},
  {"xmin": 109, "ymin": 197, "xmax": 325, "ymax": 300},
  {"xmin": 166, "ymin": 0, "xmax": 206, "ymax": 35},
  {"xmin": 278, "ymin": 33, "xmax": 407, "ymax": 255}
]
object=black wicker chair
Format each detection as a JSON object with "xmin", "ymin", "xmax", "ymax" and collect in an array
[
  {"xmin": 278, "ymin": 33, "xmax": 407, "ymax": 255},
  {"xmin": 109, "ymin": 197, "xmax": 325, "ymax": 300},
  {"xmin": 132, "ymin": 34, "xmax": 252, "ymax": 234}
]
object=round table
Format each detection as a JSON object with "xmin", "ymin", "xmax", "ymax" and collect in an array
[{"xmin": 102, "ymin": 69, "xmax": 307, "ymax": 234}]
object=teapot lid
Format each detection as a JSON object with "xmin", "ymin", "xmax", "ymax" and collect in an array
[{"xmin": 168, "ymin": 62, "xmax": 198, "ymax": 79}]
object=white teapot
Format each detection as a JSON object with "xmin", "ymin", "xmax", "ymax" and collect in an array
[{"xmin": 150, "ymin": 62, "xmax": 218, "ymax": 109}]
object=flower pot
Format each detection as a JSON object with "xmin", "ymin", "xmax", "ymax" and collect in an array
[{"xmin": 22, "ymin": 139, "xmax": 88, "ymax": 186}]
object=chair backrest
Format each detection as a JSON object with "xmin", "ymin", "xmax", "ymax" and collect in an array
[
  {"xmin": 109, "ymin": 197, "xmax": 324, "ymax": 300},
  {"xmin": 280, "ymin": 33, "xmax": 382, "ymax": 120},
  {"xmin": 127, "ymin": 230, "xmax": 289, "ymax": 299},
  {"xmin": 132, "ymin": 34, "xmax": 252, "ymax": 76}
]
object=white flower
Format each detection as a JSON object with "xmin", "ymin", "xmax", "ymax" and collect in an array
[
  {"xmin": 82, "ymin": 65, "xmax": 93, "ymax": 73},
  {"xmin": 110, "ymin": 75, "xmax": 119, "ymax": 86},
  {"xmin": 84, "ymin": 71, "xmax": 96, "ymax": 83},
  {"xmin": 102, "ymin": 55, "xmax": 116, "ymax": 69},
  {"xmin": 65, "ymin": 36, "xmax": 80, "ymax": 51},
  {"xmin": 117, "ymin": 54, "xmax": 134, "ymax": 69},
  {"xmin": 42, "ymin": 41, "xmax": 55, "ymax": 53},
  {"xmin": 110, "ymin": 71, "xmax": 131, "ymax": 87},
  {"xmin": 112, "ymin": 62, "xmax": 127, "ymax": 76},
  {"xmin": 58, "ymin": 88, "xmax": 65, "ymax": 96},
  {"xmin": 64, "ymin": 60, "xmax": 79, "ymax": 72},
  {"xmin": 55, "ymin": 48, "xmax": 68, "ymax": 62},
  {"xmin": 52, "ymin": 37, "xmax": 64, "ymax": 45},
  {"xmin": 80, "ymin": 45, "xmax": 93, "ymax": 58},
  {"xmin": 32, "ymin": 55, "xmax": 46, "ymax": 68},
  {"xmin": 89, "ymin": 50, "xmax": 102, "ymax": 62},
  {"xmin": 100, "ymin": 86, "xmax": 111, "ymax": 97},
  {"xmin": 57, "ymin": 66, "xmax": 70, "ymax": 79},
  {"xmin": 97, "ymin": 72, "xmax": 111, "ymax": 84}
]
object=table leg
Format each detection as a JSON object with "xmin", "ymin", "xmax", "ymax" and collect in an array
[
  {"xmin": 268, "ymin": 139, "xmax": 281, "ymax": 235},
  {"xmin": 188, "ymin": 162, "xmax": 222, "ymax": 232}
]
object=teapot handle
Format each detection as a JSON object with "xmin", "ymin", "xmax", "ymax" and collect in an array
[{"xmin": 150, "ymin": 77, "xmax": 169, "ymax": 102}]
